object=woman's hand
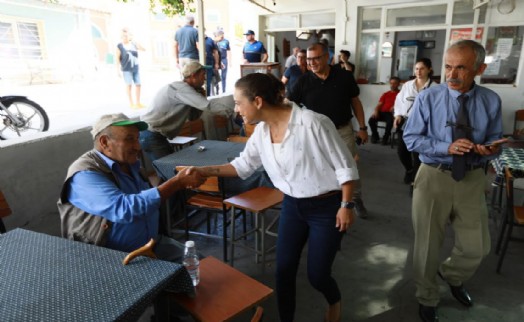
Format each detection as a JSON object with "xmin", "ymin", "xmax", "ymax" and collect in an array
[{"xmin": 336, "ymin": 208, "xmax": 355, "ymax": 232}]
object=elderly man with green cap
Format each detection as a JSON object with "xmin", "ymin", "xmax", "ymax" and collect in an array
[{"xmin": 58, "ymin": 113, "xmax": 205, "ymax": 261}]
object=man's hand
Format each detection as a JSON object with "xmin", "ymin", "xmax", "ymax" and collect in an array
[
  {"xmin": 357, "ymin": 128, "xmax": 368, "ymax": 144},
  {"xmin": 175, "ymin": 166, "xmax": 206, "ymax": 189},
  {"xmin": 370, "ymin": 111, "xmax": 379, "ymax": 119},
  {"xmin": 448, "ymin": 138, "xmax": 474, "ymax": 155},
  {"xmin": 336, "ymin": 208, "xmax": 354, "ymax": 232},
  {"xmin": 393, "ymin": 116, "xmax": 403, "ymax": 128},
  {"xmin": 473, "ymin": 138, "xmax": 508, "ymax": 156}
]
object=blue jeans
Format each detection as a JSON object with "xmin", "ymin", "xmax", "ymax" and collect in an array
[
  {"xmin": 276, "ymin": 192, "xmax": 344, "ymax": 322},
  {"xmin": 139, "ymin": 130, "xmax": 174, "ymax": 163},
  {"xmin": 221, "ymin": 60, "xmax": 228, "ymax": 93}
]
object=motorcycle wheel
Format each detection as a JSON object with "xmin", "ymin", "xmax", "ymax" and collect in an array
[{"xmin": 0, "ymin": 97, "xmax": 49, "ymax": 140}]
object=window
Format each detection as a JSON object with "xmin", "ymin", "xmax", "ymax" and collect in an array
[
  {"xmin": 481, "ymin": 26, "xmax": 523, "ymax": 85},
  {"xmin": 386, "ymin": 4, "xmax": 447, "ymax": 27},
  {"xmin": 357, "ymin": 33, "xmax": 379, "ymax": 83},
  {"xmin": 361, "ymin": 8, "xmax": 381, "ymax": 30},
  {"xmin": 0, "ymin": 20, "xmax": 43, "ymax": 60}
]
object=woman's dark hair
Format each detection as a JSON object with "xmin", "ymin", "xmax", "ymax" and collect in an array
[
  {"xmin": 416, "ymin": 57, "xmax": 433, "ymax": 77},
  {"xmin": 234, "ymin": 73, "xmax": 285, "ymax": 106}
]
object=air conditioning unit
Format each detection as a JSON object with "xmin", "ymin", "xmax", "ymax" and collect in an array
[{"xmin": 473, "ymin": 0, "xmax": 490, "ymax": 9}]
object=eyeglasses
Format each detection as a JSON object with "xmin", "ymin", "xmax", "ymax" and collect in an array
[{"xmin": 306, "ymin": 54, "xmax": 326, "ymax": 63}]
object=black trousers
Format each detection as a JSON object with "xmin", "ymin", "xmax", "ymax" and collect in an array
[
  {"xmin": 397, "ymin": 130, "xmax": 420, "ymax": 174},
  {"xmin": 368, "ymin": 112, "xmax": 394, "ymax": 139}
]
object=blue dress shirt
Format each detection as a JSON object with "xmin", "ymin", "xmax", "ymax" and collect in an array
[
  {"xmin": 403, "ymin": 83, "xmax": 503, "ymax": 165},
  {"xmin": 68, "ymin": 151, "xmax": 162, "ymax": 252}
]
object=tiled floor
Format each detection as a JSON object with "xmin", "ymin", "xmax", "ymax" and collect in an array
[{"xmin": 158, "ymin": 142, "xmax": 524, "ymax": 322}]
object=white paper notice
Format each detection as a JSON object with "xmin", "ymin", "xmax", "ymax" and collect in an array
[{"xmin": 496, "ymin": 38, "xmax": 513, "ymax": 59}]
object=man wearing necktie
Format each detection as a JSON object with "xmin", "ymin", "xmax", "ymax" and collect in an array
[{"xmin": 403, "ymin": 40, "xmax": 505, "ymax": 322}]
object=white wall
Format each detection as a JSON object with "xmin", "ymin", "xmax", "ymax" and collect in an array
[{"xmin": 1, "ymin": 128, "xmax": 93, "ymax": 236}]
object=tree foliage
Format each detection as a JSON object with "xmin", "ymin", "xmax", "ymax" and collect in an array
[{"xmin": 119, "ymin": 0, "xmax": 195, "ymax": 16}]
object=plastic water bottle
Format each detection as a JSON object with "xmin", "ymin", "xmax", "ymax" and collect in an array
[{"xmin": 183, "ymin": 240, "xmax": 200, "ymax": 286}]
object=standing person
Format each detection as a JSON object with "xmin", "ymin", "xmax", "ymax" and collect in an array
[
  {"xmin": 403, "ymin": 40, "xmax": 505, "ymax": 322},
  {"xmin": 215, "ymin": 30, "xmax": 231, "ymax": 93},
  {"xmin": 393, "ymin": 58, "xmax": 437, "ymax": 186},
  {"xmin": 368, "ymin": 76, "xmax": 401, "ymax": 145},
  {"xmin": 204, "ymin": 34, "xmax": 220, "ymax": 96},
  {"xmin": 174, "ymin": 15, "xmax": 199, "ymax": 70},
  {"xmin": 116, "ymin": 28, "xmax": 145, "ymax": 109},
  {"xmin": 333, "ymin": 50, "xmax": 355, "ymax": 73},
  {"xmin": 281, "ymin": 49, "xmax": 307, "ymax": 94},
  {"xmin": 190, "ymin": 73, "xmax": 359, "ymax": 322},
  {"xmin": 139, "ymin": 62, "xmax": 231, "ymax": 162},
  {"xmin": 284, "ymin": 46, "xmax": 300, "ymax": 70},
  {"xmin": 320, "ymin": 38, "xmax": 335, "ymax": 65},
  {"xmin": 242, "ymin": 30, "xmax": 267, "ymax": 63},
  {"xmin": 288, "ymin": 42, "xmax": 369, "ymax": 218}
]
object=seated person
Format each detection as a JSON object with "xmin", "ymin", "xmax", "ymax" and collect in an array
[
  {"xmin": 139, "ymin": 61, "xmax": 233, "ymax": 162},
  {"xmin": 368, "ymin": 77, "xmax": 400, "ymax": 145},
  {"xmin": 58, "ymin": 113, "xmax": 205, "ymax": 262}
]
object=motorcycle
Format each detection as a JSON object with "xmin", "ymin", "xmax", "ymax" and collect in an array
[{"xmin": 0, "ymin": 96, "xmax": 49, "ymax": 140}]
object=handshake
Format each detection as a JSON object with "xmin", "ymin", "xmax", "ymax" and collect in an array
[{"xmin": 175, "ymin": 166, "xmax": 207, "ymax": 189}]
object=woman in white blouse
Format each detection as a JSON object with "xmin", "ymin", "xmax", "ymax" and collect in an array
[
  {"xmin": 190, "ymin": 73, "xmax": 359, "ymax": 322},
  {"xmin": 393, "ymin": 58, "xmax": 437, "ymax": 186}
]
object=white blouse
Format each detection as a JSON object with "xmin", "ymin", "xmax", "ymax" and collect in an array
[
  {"xmin": 230, "ymin": 103, "xmax": 359, "ymax": 198},
  {"xmin": 394, "ymin": 78, "xmax": 437, "ymax": 118}
]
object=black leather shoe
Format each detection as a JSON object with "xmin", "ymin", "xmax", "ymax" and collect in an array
[
  {"xmin": 438, "ymin": 271, "xmax": 473, "ymax": 307},
  {"xmin": 418, "ymin": 304, "xmax": 438, "ymax": 322}
]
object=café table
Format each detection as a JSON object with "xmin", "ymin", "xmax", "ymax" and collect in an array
[
  {"xmin": 152, "ymin": 139, "xmax": 275, "ymax": 242},
  {"xmin": 489, "ymin": 145, "xmax": 524, "ymax": 224},
  {"xmin": 153, "ymin": 139, "xmax": 274, "ymax": 194},
  {"xmin": 0, "ymin": 229, "xmax": 194, "ymax": 322}
]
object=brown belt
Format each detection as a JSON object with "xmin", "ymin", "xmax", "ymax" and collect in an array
[{"xmin": 312, "ymin": 191, "xmax": 341, "ymax": 199}]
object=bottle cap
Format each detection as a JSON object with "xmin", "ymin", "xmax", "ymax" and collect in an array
[{"xmin": 185, "ymin": 240, "xmax": 195, "ymax": 247}]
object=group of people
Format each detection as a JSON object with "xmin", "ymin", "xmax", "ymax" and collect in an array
[
  {"xmin": 59, "ymin": 39, "xmax": 503, "ymax": 322},
  {"xmin": 368, "ymin": 57, "xmax": 440, "ymax": 194}
]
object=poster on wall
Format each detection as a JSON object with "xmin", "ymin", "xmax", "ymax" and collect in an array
[{"xmin": 449, "ymin": 28, "xmax": 484, "ymax": 43}]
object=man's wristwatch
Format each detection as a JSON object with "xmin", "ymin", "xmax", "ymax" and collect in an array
[
  {"xmin": 340, "ymin": 201, "xmax": 356, "ymax": 209},
  {"xmin": 360, "ymin": 126, "xmax": 368, "ymax": 131}
]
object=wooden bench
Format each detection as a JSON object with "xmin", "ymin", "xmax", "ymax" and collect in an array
[
  {"xmin": 172, "ymin": 256, "xmax": 273, "ymax": 322},
  {"xmin": 0, "ymin": 190, "xmax": 12, "ymax": 233}
]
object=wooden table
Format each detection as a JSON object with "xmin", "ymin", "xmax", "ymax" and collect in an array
[{"xmin": 172, "ymin": 256, "xmax": 273, "ymax": 322}]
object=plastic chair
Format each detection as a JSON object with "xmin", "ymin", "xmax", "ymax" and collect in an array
[{"xmin": 495, "ymin": 167, "xmax": 524, "ymax": 273}]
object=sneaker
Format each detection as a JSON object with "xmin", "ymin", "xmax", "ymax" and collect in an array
[
  {"xmin": 371, "ymin": 135, "xmax": 380, "ymax": 144},
  {"xmin": 353, "ymin": 198, "xmax": 368, "ymax": 218}
]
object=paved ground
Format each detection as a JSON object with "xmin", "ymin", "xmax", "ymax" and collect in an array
[
  {"xmin": 2, "ymin": 65, "xmax": 239, "ymax": 140},
  {"xmin": 158, "ymin": 142, "xmax": 524, "ymax": 322}
]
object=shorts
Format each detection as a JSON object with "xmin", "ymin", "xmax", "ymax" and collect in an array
[{"xmin": 122, "ymin": 70, "xmax": 141, "ymax": 85}]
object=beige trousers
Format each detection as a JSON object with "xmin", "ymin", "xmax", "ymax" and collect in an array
[
  {"xmin": 412, "ymin": 164, "xmax": 491, "ymax": 307},
  {"xmin": 337, "ymin": 124, "xmax": 361, "ymax": 200}
]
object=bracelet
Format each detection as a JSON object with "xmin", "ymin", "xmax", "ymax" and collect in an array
[{"xmin": 360, "ymin": 126, "xmax": 368, "ymax": 131}]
